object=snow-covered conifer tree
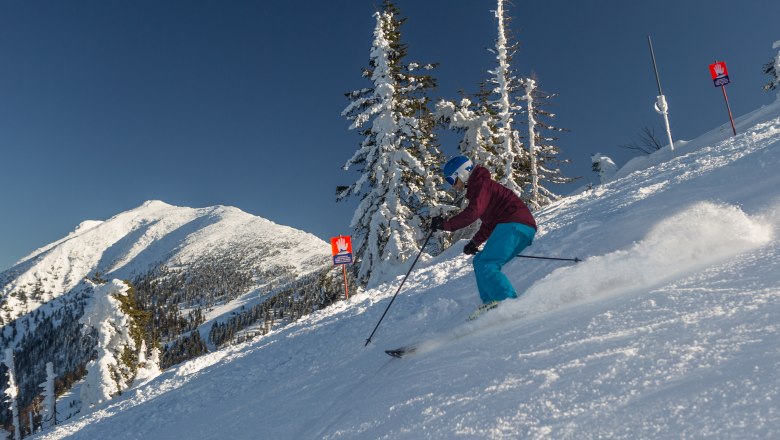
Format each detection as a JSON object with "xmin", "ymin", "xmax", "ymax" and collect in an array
[
  {"xmin": 79, "ymin": 279, "xmax": 137, "ymax": 409},
  {"xmin": 591, "ymin": 153, "xmax": 617, "ymax": 184},
  {"xmin": 339, "ymin": 0, "xmax": 444, "ymax": 286},
  {"xmin": 521, "ymin": 77, "xmax": 575, "ymax": 209},
  {"xmin": 486, "ymin": 0, "xmax": 528, "ymax": 195},
  {"xmin": 38, "ymin": 362, "xmax": 56, "ymax": 429},
  {"xmin": 435, "ymin": 88, "xmax": 501, "ymax": 171},
  {"xmin": 763, "ymin": 40, "xmax": 780, "ymax": 95},
  {"xmin": 133, "ymin": 340, "xmax": 162, "ymax": 386},
  {"xmin": 3, "ymin": 349, "xmax": 21, "ymax": 440}
]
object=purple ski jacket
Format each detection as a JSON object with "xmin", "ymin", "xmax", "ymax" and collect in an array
[{"xmin": 442, "ymin": 165, "xmax": 536, "ymax": 246}]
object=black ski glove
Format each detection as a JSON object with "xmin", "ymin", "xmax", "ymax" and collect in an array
[
  {"xmin": 464, "ymin": 241, "xmax": 479, "ymax": 255},
  {"xmin": 431, "ymin": 216, "xmax": 445, "ymax": 231}
]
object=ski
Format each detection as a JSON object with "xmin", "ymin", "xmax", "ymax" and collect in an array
[
  {"xmin": 385, "ymin": 345, "xmax": 417, "ymax": 358},
  {"xmin": 467, "ymin": 300, "xmax": 499, "ymax": 321},
  {"xmin": 385, "ymin": 303, "xmax": 500, "ymax": 358}
]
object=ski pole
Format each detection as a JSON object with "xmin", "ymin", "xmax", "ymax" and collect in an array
[
  {"xmin": 364, "ymin": 229, "xmax": 435, "ymax": 346},
  {"xmin": 516, "ymin": 254, "xmax": 582, "ymax": 263}
]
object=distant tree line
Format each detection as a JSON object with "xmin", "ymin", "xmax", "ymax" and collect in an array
[{"xmin": 209, "ymin": 265, "xmax": 353, "ymax": 348}]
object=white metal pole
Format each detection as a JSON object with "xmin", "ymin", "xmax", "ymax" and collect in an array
[
  {"xmin": 657, "ymin": 95, "xmax": 675, "ymax": 151},
  {"xmin": 648, "ymin": 36, "xmax": 675, "ymax": 152}
]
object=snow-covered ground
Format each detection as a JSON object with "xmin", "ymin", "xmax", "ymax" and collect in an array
[{"xmin": 35, "ymin": 97, "xmax": 780, "ymax": 439}]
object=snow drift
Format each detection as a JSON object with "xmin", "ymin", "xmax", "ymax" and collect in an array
[{"xmin": 515, "ymin": 201, "xmax": 772, "ymax": 316}]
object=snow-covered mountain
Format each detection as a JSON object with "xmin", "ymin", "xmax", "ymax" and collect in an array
[
  {"xmin": 1, "ymin": 200, "xmax": 329, "ymax": 324},
  {"xmin": 30, "ymin": 96, "xmax": 780, "ymax": 439},
  {"xmin": 1, "ymin": 201, "xmax": 333, "ymax": 430}
]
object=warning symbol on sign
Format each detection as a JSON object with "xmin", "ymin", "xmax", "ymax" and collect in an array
[
  {"xmin": 709, "ymin": 61, "xmax": 730, "ymax": 87},
  {"xmin": 330, "ymin": 236, "xmax": 353, "ymax": 265}
]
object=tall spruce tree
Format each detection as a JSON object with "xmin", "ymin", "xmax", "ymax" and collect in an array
[
  {"xmin": 39, "ymin": 362, "xmax": 56, "ymax": 429},
  {"xmin": 521, "ymin": 77, "xmax": 575, "ymax": 209},
  {"xmin": 3, "ymin": 349, "xmax": 21, "ymax": 440},
  {"xmin": 487, "ymin": 0, "xmax": 528, "ymax": 195},
  {"xmin": 79, "ymin": 280, "xmax": 139, "ymax": 409},
  {"xmin": 339, "ymin": 1, "xmax": 443, "ymax": 287}
]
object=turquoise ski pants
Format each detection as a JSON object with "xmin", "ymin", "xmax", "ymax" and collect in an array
[{"xmin": 473, "ymin": 222, "xmax": 536, "ymax": 304}]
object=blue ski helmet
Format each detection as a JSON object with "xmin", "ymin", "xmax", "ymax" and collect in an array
[{"xmin": 442, "ymin": 156, "xmax": 474, "ymax": 186}]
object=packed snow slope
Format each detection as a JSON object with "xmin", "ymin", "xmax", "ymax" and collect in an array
[{"xmin": 37, "ymin": 98, "xmax": 780, "ymax": 439}]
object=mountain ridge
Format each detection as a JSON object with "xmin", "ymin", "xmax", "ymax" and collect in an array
[{"xmin": 1, "ymin": 200, "xmax": 330, "ymax": 324}]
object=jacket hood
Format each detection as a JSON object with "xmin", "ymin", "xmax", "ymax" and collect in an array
[{"xmin": 468, "ymin": 165, "xmax": 491, "ymax": 185}]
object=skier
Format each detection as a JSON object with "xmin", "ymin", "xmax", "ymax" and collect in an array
[{"xmin": 431, "ymin": 156, "xmax": 537, "ymax": 319}]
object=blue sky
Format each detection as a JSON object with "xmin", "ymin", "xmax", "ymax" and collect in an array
[{"xmin": 1, "ymin": 0, "xmax": 778, "ymax": 271}]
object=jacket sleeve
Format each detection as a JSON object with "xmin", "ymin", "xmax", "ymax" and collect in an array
[
  {"xmin": 443, "ymin": 179, "xmax": 488, "ymax": 233},
  {"xmin": 470, "ymin": 223, "xmax": 491, "ymax": 247}
]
